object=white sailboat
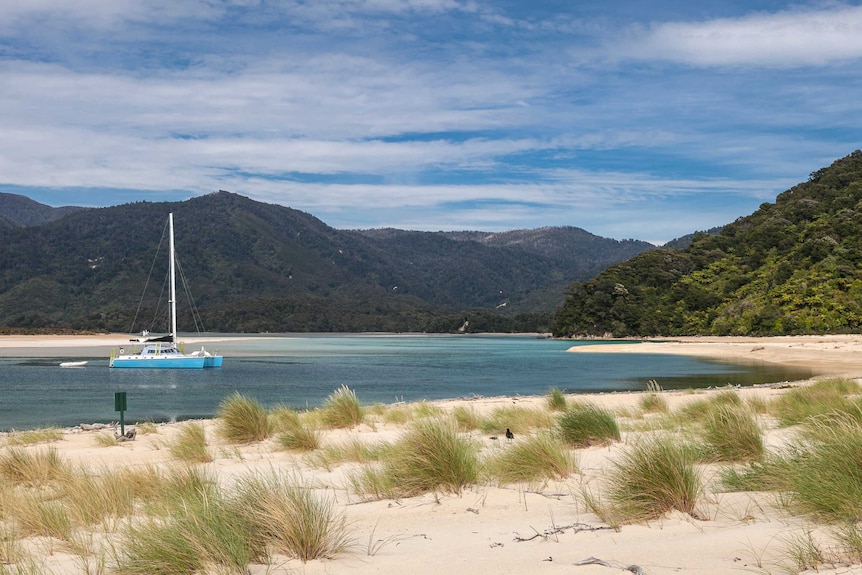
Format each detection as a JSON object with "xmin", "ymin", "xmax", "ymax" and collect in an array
[{"xmin": 109, "ymin": 213, "xmax": 223, "ymax": 369}]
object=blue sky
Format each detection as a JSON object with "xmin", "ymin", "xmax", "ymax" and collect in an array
[{"xmin": 1, "ymin": 1, "xmax": 860, "ymax": 244}]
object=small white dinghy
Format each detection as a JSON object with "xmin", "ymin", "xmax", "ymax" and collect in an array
[{"xmin": 59, "ymin": 361, "xmax": 88, "ymax": 368}]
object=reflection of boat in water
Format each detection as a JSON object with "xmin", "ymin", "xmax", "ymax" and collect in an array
[
  {"xmin": 59, "ymin": 361, "xmax": 88, "ymax": 368},
  {"xmin": 109, "ymin": 213, "xmax": 223, "ymax": 369}
]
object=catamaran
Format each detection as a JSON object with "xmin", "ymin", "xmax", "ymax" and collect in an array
[{"xmin": 109, "ymin": 213, "xmax": 223, "ymax": 369}]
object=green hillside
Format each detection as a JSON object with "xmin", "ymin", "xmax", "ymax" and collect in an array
[
  {"xmin": 0, "ymin": 191, "xmax": 654, "ymax": 333},
  {"xmin": 552, "ymin": 151, "xmax": 862, "ymax": 337}
]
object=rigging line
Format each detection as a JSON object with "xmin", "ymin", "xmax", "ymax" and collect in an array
[
  {"xmin": 174, "ymin": 254, "xmax": 208, "ymax": 334},
  {"xmin": 126, "ymin": 218, "xmax": 170, "ymax": 335}
]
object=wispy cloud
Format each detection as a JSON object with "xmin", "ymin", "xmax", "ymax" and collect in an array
[{"xmin": 0, "ymin": 1, "xmax": 859, "ymax": 243}]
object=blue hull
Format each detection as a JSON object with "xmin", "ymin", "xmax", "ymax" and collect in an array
[{"xmin": 111, "ymin": 356, "xmax": 210, "ymax": 368}]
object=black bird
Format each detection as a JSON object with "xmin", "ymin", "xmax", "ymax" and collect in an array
[{"xmin": 505, "ymin": 428, "xmax": 514, "ymax": 441}]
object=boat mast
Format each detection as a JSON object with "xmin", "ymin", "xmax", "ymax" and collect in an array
[{"xmin": 169, "ymin": 213, "xmax": 178, "ymax": 345}]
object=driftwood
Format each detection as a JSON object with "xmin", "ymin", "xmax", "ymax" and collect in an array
[
  {"xmin": 113, "ymin": 428, "xmax": 137, "ymax": 442},
  {"xmin": 575, "ymin": 556, "xmax": 645, "ymax": 575},
  {"xmin": 513, "ymin": 523, "xmax": 612, "ymax": 542}
]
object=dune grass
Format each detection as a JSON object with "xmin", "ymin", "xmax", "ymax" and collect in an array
[
  {"xmin": 769, "ymin": 378, "xmax": 862, "ymax": 427},
  {"xmin": 485, "ymin": 432, "xmax": 576, "ymax": 485},
  {"xmin": 321, "ymin": 385, "xmax": 365, "ymax": 429},
  {"xmin": 276, "ymin": 421, "xmax": 322, "ymax": 452},
  {"xmin": 480, "ymin": 405, "xmax": 553, "ymax": 435},
  {"xmin": 307, "ymin": 438, "xmax": 389, "ymax": 471},
  {"xmin": 452, "ymin": 405, "xmax": 481, "ymax": 431},
  {"xmin": 217, "ymin": 392, "xmax": 271, "ymax": 443},
  {"xmin": 699, "ymin": 403, "xmax": 764, "ymax": 462},
  {"xmin": 557, "ymin": 402, "xmax": 620, "ymax": 447},
  {"xmin": 596, "ymin": 435, "xmax": 703, "ymax": 523},
  {"xmin": 3, "ymin": 428, "xmax": 63, "ymax": 447},
  {"xmin": 352, "ymin": 417, "xmax": 479, "ymax": 498},
  {"xmin": 233, "ymin": 471, "xmax": 351, "ymax": 562},
  {"xmin": 546, "ymin": 388, "xmax": 568, "ymax": 412},
  {"xmin": 0, "ymin": 447, "xmax": 71, "ymax": 485},
  {"xmin": 169, "ymin": 422, "xmax": 213, "ymax": 463},
  {"xmin": 638, "ymin": 393, "xmax": 669, "ymax": 414},
  {"xmin": 59, "ymin": 467, "xmax": 139, "ymax": 526}
]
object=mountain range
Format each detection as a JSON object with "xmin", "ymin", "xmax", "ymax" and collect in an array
[{"xmin": 0, "ymin": 191, "xmax": 656, "ymax": 333}]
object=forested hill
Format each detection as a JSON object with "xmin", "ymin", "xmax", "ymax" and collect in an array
[
  {"xmin": 0, "ymin": 191, "xmax": 655, "ymax": 333},
  {"xmin": 552, "ymin": 151, "xmax": 862, "ymax": 337}
]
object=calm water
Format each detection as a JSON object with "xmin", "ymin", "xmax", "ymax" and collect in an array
[{"xmin": 0, "ymin": 335, "xmax": 812, "ymax": 430}]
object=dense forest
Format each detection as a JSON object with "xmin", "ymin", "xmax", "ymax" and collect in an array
[
  {"xmin": 0, "ymin": 191, "xmax": 654, "ymax": 334},
  {"xmin": 552, "ymin": 151, "xmax": 862, "ymax": 337}
]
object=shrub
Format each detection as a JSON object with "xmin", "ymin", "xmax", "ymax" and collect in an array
[
  {"xmin": 557, "ymin": 403, "xmax": 620, "ymax": 447},
  {"xmin": 321, "ymin": 385, "xmax": 365, "ymax": 429},
  {"xmin": 217, "ymin": 392, "xmax": 271, "ymax": 443},
  {"xmin": 603, "ymin": 435, "xmax": 702, "ymax": 523},
  {"xmin": 485, "ymin": 432, "xmax": 575, "ymax": 485}
]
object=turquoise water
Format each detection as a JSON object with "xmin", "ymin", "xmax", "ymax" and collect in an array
[{"xmin": 0, "ymin": 335, "xmax": 812, "ymax": 430}]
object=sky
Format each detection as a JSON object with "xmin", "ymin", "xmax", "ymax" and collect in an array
[{"xmin": 1, "ymin": 1, "xmax": 861, "ymax": 244}]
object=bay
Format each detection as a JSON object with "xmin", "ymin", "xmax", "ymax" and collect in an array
[{"xmin": 0, "ymin": 334, "xmax": 812, "ymax": 431}]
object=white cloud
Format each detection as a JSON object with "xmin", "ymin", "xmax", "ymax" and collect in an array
[{"xmin": 618, "ymin": 4, "xmax": 862, "ymax": 67}]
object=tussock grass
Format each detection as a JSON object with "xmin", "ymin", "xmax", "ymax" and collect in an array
[
  {"xmin": 0, "ymin": 524, "xmax": 23, "ymax": 564},
  {"xmin": 770, "ymin": 378, "xmax": 861, "ymax": 427},
  {"xmin": 452, "ymin": 406, "xmax": 481, "ymax": 431},
  {"xmin": 485, "ymin": 432, "xmax": 576, "ymax": 485},
  {"xmin": 217, "ymin": 392, "xmax": 271, "ymax": 443},
  {"xmin": 480, "ymin": 405, "xmax": 553, "ymax": 435},
  {"xmin": 599, "ymin": 435, "xmax": 703, "ymax": 523},
  {"xmin": 352, "ymin": 417, "xmax": 479, "ymax": 498},
  {"xmin": 0, "ymin": 447, "xmax": 70, "ymax": 485},
  {"xmin": 307, "ymin": 438, "xmax": 388, "ymax": 471},
  {"xmin": 382, "ymin": 405, "xmax": 410, "ymax": 425},
  {"xmin": 269, "ymin": 405, "xmax": 302, "ymax": 432},
  {"xmin": 321, "ymin": 385, "xmax": 365, "ymax": 429},
  {"xmin": 233, "ymin": 471, "xmax": 351, "ymax": 562},
  {"xmin": 3, "ymin": 428, "xmax": 63, "ymax": 447},
  {"xmin": 276, "ymin": 422, "xmax": 321, "ymax": 452},
  {"xmin": 60, "ymin": 468, "xmax": 138, "ymax": 526},
  {"xmin": 94, "ymin": 433, "xmax": 118, "ymax": 447},
  {"xmin": 135, "ymin": 421, "xmax": 159, "ymax": 435},
  {"xmin": 700, "ymin": 404, "xmax": 764, "ymax": 462},
  {"xmin": 11, "ymin": 493, "xmax": 72, "ymax": 540},
  {"xmin": 169, "ymin": 422, "xmax": 213, "ymax": 463},
  {"xmin": 547, "ymin": 388, "xmax": 568, "ymax": 412},
  {"xmin": 557, "ymin": 403, "xmax": 620, "ymax": 447},
  {"xmin": 638, "ymin": 393, "xmax": 668, "ymax": 414},
  {"xmin": 117, "ymin": 484, "xmax": 263, "ymax": 575}
]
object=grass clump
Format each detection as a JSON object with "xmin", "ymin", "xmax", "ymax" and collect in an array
[
  {"xmin": 217, "ymin": 392, "xmax": 271, "ymax": 443},
  {"xmin": 700, "ymin": 404, "xmax": 764, "ymax": 462},
  {"xmin": 308, "ymin": 438, "xmax": 388, "ymax": 471},
  {"xmin": 480, "ymin": 405, "xmax": 553, "ymax": 435},
  {"xmin": 599, "ymin": 435, "xmax": 702, "ymax": 523},
  {"xmin": 233, "ymin": 471, "xmax": 351, "ymax": 562},
  {"xmin": 638, "ymin": 393, "xmax": 668, "ymax": 414},
  {"xmin": 321, "ymin": 385, "xmax": 365, "ymax": 429},
  {"xmin": 352, "ymin": 417, "xmax": 479, "ymax": 498},
  {"xmin": 485, "ymin": 432, "xmax": 575, "ymax": 485},
  {"xmin": 169, "ymin": 422, "xmax": 213, "ymax": 463},
  {"xmin": 0, "ymin": 447, "xmax": 70, "ymax": 485},
  {"xmin": 452, "ymin": 406, "xmax": 481, "ymax": 431},
  {"xmin": 557, "ymin": 403, "xmax": 620, "ymax": 447},
  {"xmin": 276, "ymin": 422, "xmax": 321, "ymax": 452},
  {"xmin": 770, "ymin": 378, "xmax": 861, "ymax": 427},
  {"xmin": 4, "ymin": 428, "xmax": 63, "ymax": 447},
  {"xmin": 60, "ymin": 468, "xmax": 139, "ymax": 526},
  {"xmin": 546, "ymin": 388, "xmax": 568, "ymax": 412}
]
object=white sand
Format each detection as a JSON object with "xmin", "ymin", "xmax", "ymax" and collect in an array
[{"xmin": 3, "ymin": 334, "xmax": 862, "ymax": 575}]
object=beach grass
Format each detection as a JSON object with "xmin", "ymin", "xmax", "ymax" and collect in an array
[
  {"xmin": 307, "ymin": 437, "xmax": 388, "ymax": 471},
  {"xmin": 769, "ymin": 378, "xmax": 861, "ymax": 427},
  {"xmin": 353, "ymin": 417, "xmax": 479, "ymax": 498},
  {"xmin": 233, "ymin": 471, "xmax": 351, "ymax": 562},
  {"xmin": 217, "ymin": 392, "xmax": 271, "ymax": 443},
  {"xmin": 60, "ymin": 467, "xmax": 138, "ymax": 526},
  {"xmin": 276, "ymin": 421, "xmax": 322, "ymax": 452},
  {"xmin": 557, "ymin": 402, "xmax": 620, "ymax": 447},
  {"xmin": 480, "ymin": 405, "xmax": 553, "ymax": 435},
  {"xmin": 599, "ymin": 435, "xmax": 703, "ymax": 523},
  {"xmin": 485, "ymin": 432, "xmax": 576, "ymax": 485},
  {"xmin": 546, "ymin": 388, "xmax": 568, "ymax": 412},
  {"xmin": 699, "ymin": 403, "xmax": 764, "ymax": 462},
  {"xmin": 3, "ymin": 428, "xmax": 63, "ymax": 447},
  {"xmin": 0, "ymin": 447, "xmax": 70, "ymax": 485},
  {"xmin": 638, "ymin": 392, "xmax": 669, "ymax": 414},
  {"xmin": 321, "ymin": 385, "xmax": 365, "ymax": 429},
  {"xmin": 169, "ymin": 421, "xmax": 213, "ymax": 463},
  {"xmin": 452, "ymin": 405, "xmax": 481, "ymax": 431}
]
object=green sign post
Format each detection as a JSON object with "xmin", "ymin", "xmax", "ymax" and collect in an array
[{"xmin": 114, "ymin": 392, "xmax": 127, "ymax": 436}]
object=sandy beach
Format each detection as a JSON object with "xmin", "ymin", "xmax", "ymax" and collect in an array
[{"xmin": 2, "ymin": 335, "xmax": 862, "ymax": 575}]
